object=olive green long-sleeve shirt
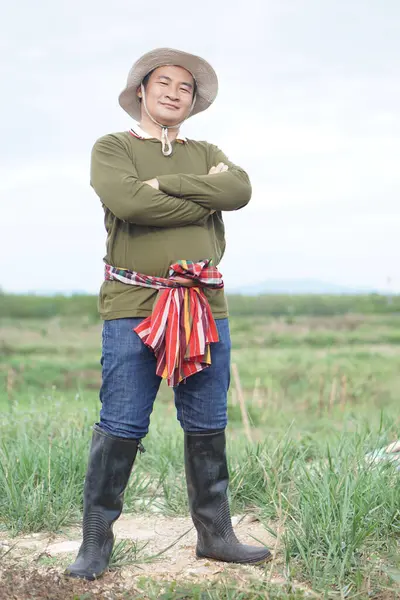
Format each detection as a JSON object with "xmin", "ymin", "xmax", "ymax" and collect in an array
[{"xmin": 91, "ymin": 130, "xmax": 251, "ymax": 320}]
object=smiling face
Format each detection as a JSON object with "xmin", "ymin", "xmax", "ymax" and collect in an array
[{"xmin": 137, "ymin": 65, "xmax": 195, "ymax": 126}]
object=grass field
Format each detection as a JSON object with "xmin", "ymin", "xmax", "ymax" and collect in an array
[{"xmin": 0, "ymin": 312, "xmax": 399, "ymax": 599}]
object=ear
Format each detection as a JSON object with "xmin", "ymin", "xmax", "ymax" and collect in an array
[{"xmin": 136, "ymin": 85, "xmax": 142, "ymax": 99}]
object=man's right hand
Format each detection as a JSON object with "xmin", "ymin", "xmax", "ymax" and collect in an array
[
  {"xmin": 209, "ymin": 163, "xmax": 229, "ymax": 175},
  {"xmin": 207, "ymin": 164, "xmax": 228, "ymax": 214}
]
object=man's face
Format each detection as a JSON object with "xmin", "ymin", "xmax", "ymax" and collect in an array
[{"xmin": 138, "ymin": 65, "xmax": 195, "ymax": 126}]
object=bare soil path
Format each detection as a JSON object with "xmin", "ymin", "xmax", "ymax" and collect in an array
[{"xmin": 0, "ymin": 514, "xmax": 288, "ymax": 599}]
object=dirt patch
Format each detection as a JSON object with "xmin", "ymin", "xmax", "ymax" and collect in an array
[
  {"xmin": 0, "ymin": 514, "xmax": 284, "ymax": 599},
  {"xmin": 0, "ymin": 567, "xmax": 131, "ymax": 600}
]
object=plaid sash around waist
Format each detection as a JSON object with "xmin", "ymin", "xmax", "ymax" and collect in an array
[{"xmin": 105, "ymin": 260, "xmax": 224, "ymax": 387}]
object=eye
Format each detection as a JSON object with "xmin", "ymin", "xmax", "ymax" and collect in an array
[
  {"xmin": 159, "ymin": 81, "xmax": 168, "ymax": 86},
  {"xmin": 180, "ymin": 88, "xmax": 190, "ymax": 94}
]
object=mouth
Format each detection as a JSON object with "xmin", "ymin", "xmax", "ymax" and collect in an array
[{"xmin": 160, "ymin": 103, "xmax": 180, "ymax": 111}]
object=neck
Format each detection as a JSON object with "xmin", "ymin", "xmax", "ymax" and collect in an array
[{"xmin": 139, "ymin": 112, "xmax": 180, "ymax": 142}]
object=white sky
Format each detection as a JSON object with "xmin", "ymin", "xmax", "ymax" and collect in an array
[{"xmin": 1, "ymin": 0, "xmax": 399, "ymax": 293}]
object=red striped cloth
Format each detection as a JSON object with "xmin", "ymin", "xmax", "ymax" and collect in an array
[{"xmin": 105, "ymin": 260, "xmax": 224, "ymax": 386}]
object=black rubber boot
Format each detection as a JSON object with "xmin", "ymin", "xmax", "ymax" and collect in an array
[
  {"xmin": 184, "ymin": 430, "xmax": 272, "ymax": 564},
  {"xmin": 65, "ymin": 425, "xmax": 143, "ymax": 580}
]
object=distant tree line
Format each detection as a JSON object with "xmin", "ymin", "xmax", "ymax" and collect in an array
[{"xmin": 0, "ymin": 291, "xmax": 398, "ymax": 320}]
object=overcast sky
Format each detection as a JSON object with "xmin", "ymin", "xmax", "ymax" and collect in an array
[{"xmin": 1, "ymin": 0, "xmax": 399, "ymax": 293}]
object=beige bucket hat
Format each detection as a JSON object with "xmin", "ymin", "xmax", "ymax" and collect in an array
[{"xmin": 118, "ymin": 48, "xmax": 219, "ymax": 122}]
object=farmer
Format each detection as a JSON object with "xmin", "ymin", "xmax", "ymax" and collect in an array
[{"xmin": 66, "ymin": 48, "xmax": 272, "ymax": 581}]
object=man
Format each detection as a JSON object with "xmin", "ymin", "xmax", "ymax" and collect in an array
[{"xmin": 66, "ymin": 48, "xmax": 271, "ymax": 581}]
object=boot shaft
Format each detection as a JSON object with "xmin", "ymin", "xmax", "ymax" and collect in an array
[
  {"xmin": 184, "ymin": 430, "xmax": 272, "ymax": 565},
  {"xmin": 84, "ymin": 425, "xmax": 141, "ymax": 516},
  {"xmin": 184, "ymin": 430, "xmax": 232, "ymax": 529},
  {"xmin": 66, "ymin": 426, "xmax": 141, "ymax": 580}
]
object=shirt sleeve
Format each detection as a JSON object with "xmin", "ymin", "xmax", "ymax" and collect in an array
[
  {"xmin": 90, "ymin": 134, "xmax": 212, "ymax": 227},
  {"xmin": 157, "ymin": 144, "xmax": 252, "ymax": 211}
]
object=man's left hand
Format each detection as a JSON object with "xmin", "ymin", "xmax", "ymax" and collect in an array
[{"xmin": 143, "ymin": 178, "xmax": 159, "ymax": 190}]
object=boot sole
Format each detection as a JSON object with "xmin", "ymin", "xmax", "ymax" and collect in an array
[
  {"xmin": 196, "ymin": 551, "xmax": 273, "ymax": 565},
  {"xmin": 64, "ymin": 569, "xmax": 104, "ymax": 581}
]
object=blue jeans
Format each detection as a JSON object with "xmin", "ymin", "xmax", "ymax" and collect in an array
[{"xmin": 98, "ymin": 318, "xmax": 231, "ymax": 439}]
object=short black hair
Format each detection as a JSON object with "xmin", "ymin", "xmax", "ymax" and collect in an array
[{"xmin": 142, "ymin": 69, "xmax": 155, "ymax": 89}]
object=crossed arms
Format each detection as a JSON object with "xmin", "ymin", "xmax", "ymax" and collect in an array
[{"xmin": 90, "ymin": 134, "xmax": 252, "ymax": 228}]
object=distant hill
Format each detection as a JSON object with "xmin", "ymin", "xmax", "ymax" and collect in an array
[{"xmin": 226, "ymin": 279, "xmax": 385, "ymax": 296}]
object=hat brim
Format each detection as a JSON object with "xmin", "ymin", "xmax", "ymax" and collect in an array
[{"xmin": 118, "ymin": 48, "xmax": 218, "ymax": 122}]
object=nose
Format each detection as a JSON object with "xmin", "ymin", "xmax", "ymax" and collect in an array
[{"xmin": 165, "ymin": 89, "xmax": 179, "ymax": 102}]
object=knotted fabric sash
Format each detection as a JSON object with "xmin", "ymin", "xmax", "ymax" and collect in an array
[{"xmin": 104, "ymin": 260, "xmax": 224, "ymax": 386}]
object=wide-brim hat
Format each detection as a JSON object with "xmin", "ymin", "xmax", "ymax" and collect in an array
[{"xmin": 118, "ymin": 48, "xmax": 218, "ymax": 121}]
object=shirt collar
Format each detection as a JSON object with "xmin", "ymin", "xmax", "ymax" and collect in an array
[{"xmin": 130, "ymin": 123, "xmax": 187, "ymax": 143}]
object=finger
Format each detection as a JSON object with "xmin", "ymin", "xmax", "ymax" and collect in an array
[{"xmin": 209, "ymin": 166, "xmax": 216, "ymax": 174}]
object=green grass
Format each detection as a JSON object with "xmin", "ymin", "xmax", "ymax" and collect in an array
[
  {"xmin": 131, "ymin": 578, "xmax": 309, "ymax": 599},
  {"xmin": 0, "ymin": 314, "xmax": 399, "ymax": 597},
  {"xmin": 0, "ymin": 289, "xmax": 399, "ymax": 319}
]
